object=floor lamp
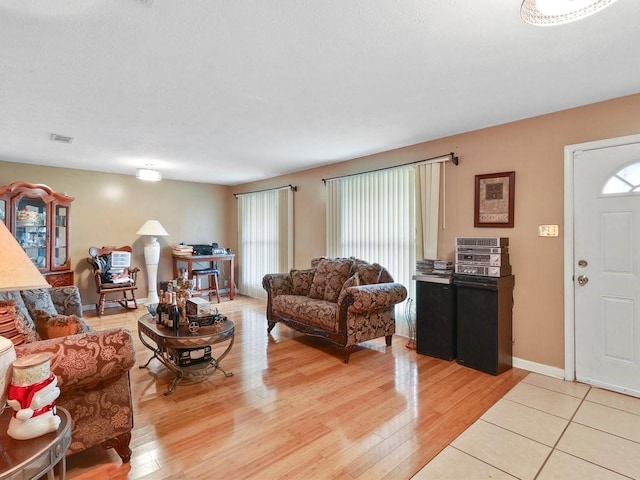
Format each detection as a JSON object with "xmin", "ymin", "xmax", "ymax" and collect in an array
[{"xmin": 136, "ymin": 220, "xmax": 169, "ymax": 305}]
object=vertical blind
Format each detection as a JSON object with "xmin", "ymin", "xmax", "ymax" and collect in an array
[
  {"xmin": 237, "ymin": 187, "xmax": 293, "ymax": 300},
  {"xmin": 326, "ymin": 163, "xmax": 441, "ymax": 337}
]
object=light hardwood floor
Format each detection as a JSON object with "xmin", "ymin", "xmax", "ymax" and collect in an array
[{"xmin": 66, "ymin": 296, "xmax": 528, "ymax": 479}]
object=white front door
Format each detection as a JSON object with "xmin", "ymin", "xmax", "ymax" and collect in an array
[{"xmin": 571, "ymin": 138, "xmax": 640, "ymax": 397}]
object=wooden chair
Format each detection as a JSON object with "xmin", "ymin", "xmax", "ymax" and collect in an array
[{"xmin": 87, "ymin": 246, "xmax": 140, "ymax": 316}]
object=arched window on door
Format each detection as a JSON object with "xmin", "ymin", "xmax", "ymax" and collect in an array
[{"xmin": 603, "ymin": 161, "xmax": 640, "ymax": 194}]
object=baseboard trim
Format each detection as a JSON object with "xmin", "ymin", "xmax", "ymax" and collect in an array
[
  {"xmin": 73, "ymin": 317, "xmax": 566, "ymax": 381},
  {"xmin": 82, "ymin": 297, "xmax": 149, "ymax": 312},
  {"xmin": 82, "ymin": 292, "xmax": 234, "ymax": 312},
  {"xmin": 512, "ymin": 356, "xmax": 564, "ymax": 379}
]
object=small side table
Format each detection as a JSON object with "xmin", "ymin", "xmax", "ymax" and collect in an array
[{"xmin": 0, "ymin": 406, "xmax": 71, "ymax": 480}]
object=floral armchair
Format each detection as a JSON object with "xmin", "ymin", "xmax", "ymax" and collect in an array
[{"xmin": 0, "ymin": 286, "xmax": 135, "ymax": 462}]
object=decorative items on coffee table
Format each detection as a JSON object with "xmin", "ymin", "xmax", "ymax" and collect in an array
[{"xmin": 138, "ymin": 278, "xmax": 234, "ymax": 395}]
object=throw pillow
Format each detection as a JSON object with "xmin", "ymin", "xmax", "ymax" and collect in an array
[
  {"xmin": 33, "ymin": 309, "xmax": 83, "ymax": 340},
  {"xmin": 342, "ymin": 272, "xmax": 360, "ymax": 289},
  {"xmin": 20, "ymin": 289, "xmax": 58, "ymax": 322},
  {"xmin": 0, "ymin": 298, "xmax": 39, "ymax": 343},
  {"xmin": 290, "ymin": 268, "xmax": 315, "ymax": 296},
  {"xmin": 378, "ymin": 266, "xmax": 394, "ymax": 283},
  {"xmin": 337, "ymin": 272, "xmax": 361, "ymax": 306},
  {"xmin": 0, "ymin": 291, "xmax": 36, "ymax": 338},
  {"xmin": 355, "ymin": 263, "xmax": 383, "ymax": 285},
  {"xmin": 50, "ymin": 286, "xmax": 84, "ymax": 317},
  {"xmin": 309, "ymin": 258, "xmax": 355, "ymax": 303},
  {"xmin": 0, "ymin": 300, "xmax": 26, "ymax": 346}
]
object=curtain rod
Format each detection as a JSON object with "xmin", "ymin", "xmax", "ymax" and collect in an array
[
  {"xmin": 233, "ymin": 184, "xmax": 297, "ymax": 198},
  {"xmin": 322, "ymin": 152, "xmax": 458, "ymax": 184}
]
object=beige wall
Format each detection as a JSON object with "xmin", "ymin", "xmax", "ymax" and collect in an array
[
  {"xmin": 2, "ymin": 93, "xmax": 639, "ymax": 369},
  {"xmin": 231, "ymin": 93, "xmax": 640, "ymax": 370},
  {"xmin": 0, "ymin": 165, "xmax": 233, "ymax": 305}
]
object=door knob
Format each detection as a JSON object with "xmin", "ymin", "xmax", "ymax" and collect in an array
[{"xmin": 577, "ymin": 275, "xmax": 589, "ymax": 286}]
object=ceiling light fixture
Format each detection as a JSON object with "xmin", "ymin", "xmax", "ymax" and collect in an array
[
  {"xmin": 521, "ymin": 0, "xmax": 619, "ymax": 26},
  {"xmin": 136, "ymin": 168, "xmax": 162, "ymax": 182}
]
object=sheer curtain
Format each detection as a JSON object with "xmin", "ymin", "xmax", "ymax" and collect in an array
[
  {"xmin": 326, "ymin": 163, "xmax": 441, "ymax": 337},
  {"xmin": 237, "ymin": 187, "xmax": 293, "ymax": 300},
  {"xmin": 416, "ymin": 162, "xmax": 441, "ymax": 262}
]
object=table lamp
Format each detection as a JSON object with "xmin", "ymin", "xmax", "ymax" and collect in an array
[
  {"xmin": 0, "ymin": 336, "xmax": 16, "ymax": 415},
  {"xmin": 0, "ymin": 220, "xmax": 51, "ymax": 292},
  {"xmin": 136, "ymin": 220, "xmax": 169, "ymax": 304},
  {"xmin": 0, "ymin": 220, "xmax": 50, "ymax": 414}
]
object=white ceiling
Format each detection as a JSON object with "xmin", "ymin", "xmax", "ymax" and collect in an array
[{"xmin": 1, "ymin": 1, "xmax": 638, "ymax": 185}]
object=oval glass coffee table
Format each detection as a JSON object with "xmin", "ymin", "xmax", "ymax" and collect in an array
[{"xmin": 138, "ymin": 314, "xmax": 235, "ymax": 395}]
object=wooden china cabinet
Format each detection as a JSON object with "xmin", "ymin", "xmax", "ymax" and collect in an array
[{"xmin": 0, "ymin": 182, "xmax": 75, "ymax": 287}]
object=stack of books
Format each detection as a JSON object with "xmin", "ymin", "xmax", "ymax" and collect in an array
[
  {"xmin": 172, "ymin": 244, "xmax": 194, "ymax": 257},
  {"xmin": 416, "ymin": 259, "xmax": 435, "ymax": 274},
  {"xmin": 432, "ymin": 260, "xmax": 454, "ymax": 276},
  {"xmin": 415, "ymin": 259, "xmax": 453, "ymax": 277}
]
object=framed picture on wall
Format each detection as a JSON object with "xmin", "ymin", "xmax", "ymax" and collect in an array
[{"xmin": 474, "ymin": 171, "xmax": 515, "ymax": 228}]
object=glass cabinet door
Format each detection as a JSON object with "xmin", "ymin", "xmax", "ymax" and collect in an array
[
  {"xmin": 15, "ymin": 195, "xmax": 48, "ymax": 270},
  {"xmin": 0, "ymin": 199, "xmax": 5, "ymax": 225},
  {"xmin": 54, "ymin": 204, "xmax": 70, "ymax": 268}
]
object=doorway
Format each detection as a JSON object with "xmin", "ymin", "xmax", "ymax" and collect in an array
[{"xmin": 564, "ymin": 134, "xmax": 640, "ymax": 397}]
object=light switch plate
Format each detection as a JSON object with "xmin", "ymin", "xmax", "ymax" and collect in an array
[{"xmin": 538, "ymin": 224, "xmax": 559, "ymax": 237}]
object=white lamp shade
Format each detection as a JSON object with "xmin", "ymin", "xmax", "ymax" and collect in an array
[
  {"xmin": 0, "ymin": 221, "xmax": 50, "ymax": 292},
  {"xmin": 136, "ymin": 220, "xmax": 169, "ymax": 237}
]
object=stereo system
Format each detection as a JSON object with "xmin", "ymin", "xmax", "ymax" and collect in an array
[
  {"xmin": 456, "ymin": 253, "xmax": 509, "ymax": 266},
  {"xmin": 456, "ymin": 237, "xmax": 508, "ymax": 247},
  {"xmin": 188, "ymin": 243, "xmax": 228, "ymax": 256},
  {"xmin": 454, "ymin": 237, "xmax": 511, "ymax": 277}
]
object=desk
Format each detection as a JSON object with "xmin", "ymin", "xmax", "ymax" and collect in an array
[
  {"xmin": 0, "ymin": 407, "xmax": 71, "ymax": 480},
  {"xmin": 173, "ymin": 254, "xmax": 235, "ymax": 300}
]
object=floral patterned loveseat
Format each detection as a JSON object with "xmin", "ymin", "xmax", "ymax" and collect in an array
[
  {"xmin": 0, "ymin": 286, "xmax": 135, "ymax": 462},
  {"xmin": 263, "ymin": 257, "xmax": 407, "ymax": 363}
]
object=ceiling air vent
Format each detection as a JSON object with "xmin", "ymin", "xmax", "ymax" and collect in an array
[{"xmin": 50, "ymin": 133, "xmax": 73, "ymax": 144}]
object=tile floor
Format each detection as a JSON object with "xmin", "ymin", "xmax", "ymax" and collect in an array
[{"xmin": 413, "ymin": 372, "xmax": 640, "ymax": 479}]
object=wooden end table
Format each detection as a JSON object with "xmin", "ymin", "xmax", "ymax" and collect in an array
[
  {"xmin": 138, "ymin": 313, "xmax": 235, "ymax": 395},
  {"xmin": 0, "ymin": 406, "xmax": 71, "ymax": 480}
]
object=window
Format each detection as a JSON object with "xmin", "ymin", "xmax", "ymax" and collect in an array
[
  {"xmin": 237, "ymin": 187, "xmax": 293, "ymax": 299},
  {"xmin": 326, "ymin": 163, "xmax": 441, "ymax": 337},
  {"xmin": 603, "ymin": 161, "xmax": 640, "ymax": 194}
]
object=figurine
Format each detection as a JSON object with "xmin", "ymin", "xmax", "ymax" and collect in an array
[{"xmin": 6, "ymin": 353, "xmax": 60, "ymax": 440}]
